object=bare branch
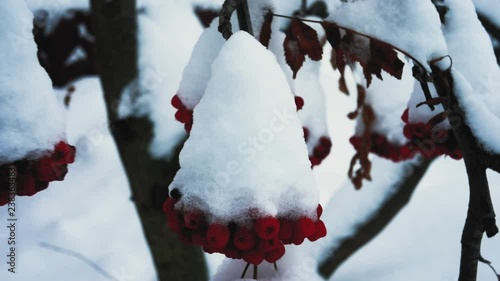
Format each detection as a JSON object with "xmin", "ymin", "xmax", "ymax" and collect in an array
[
  {"xmin": 39, "ymin": 242, "xmax": 120, "ymax": 281},
  {"xmin": 431, "ymin": 64, "xmax": 498, "ymax": 281}
]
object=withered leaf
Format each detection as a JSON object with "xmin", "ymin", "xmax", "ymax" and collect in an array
[
  {"xmin": 284, "ymin": 35, "xmax": 306, "ymax": 79},
  {"xmin": 291, "ymin": 18, "xmax": 323, "ymax": 61},
  {"xmin": 259, "ymin": 11, "xmax": 273, "ymax": 48}
]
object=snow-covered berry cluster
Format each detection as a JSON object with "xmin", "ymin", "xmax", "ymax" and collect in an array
[
  {"xmin": 172, "ymin": 95, "xmax": 194, "ymax": 133},
  {"xmin": 401, "ymin": 109, "xmax": 462, "ymax": 160},
  {"xmin": 294, "ymin": 95, "xmax": 332, "ymax": 167},
  {"xmin": 163, "ymin": 194, "xmax": 326, "ymax": 264},
  {"xmin": 167, "ymin": 32, "xmax": 326, "ymax": 264},
  {"xmin": 0, "ymin": 142, "xmax": 76, "ymax": 205},
  {"xmin": 349, "ymin": 109, "xmax": 462, "ymax": 162},
  {"xmin": 306, "ymin": 131, "xmax": 332, "ymax": 166}
]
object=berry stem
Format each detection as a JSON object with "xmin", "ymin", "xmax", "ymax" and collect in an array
[
  {"xmin": 241, "ymin": 262, "xmax": 250, "ymax": 279},
  {"xmin": 274, "ymin": 262, "xmax": 278, "ymax": 271},
  {"xmin": 253, "ymin": 264, "xmax": 258, "ymax": 279}
]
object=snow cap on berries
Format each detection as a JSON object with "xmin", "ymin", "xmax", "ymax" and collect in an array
[{"xmin": 170, "ymin": 31, "xmax": 319, "ymax": 224}]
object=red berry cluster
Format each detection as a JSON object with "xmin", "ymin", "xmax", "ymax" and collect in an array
[
  {"xmin": 304, "ymin": 128, "xmax": 332, "ymax": 167},
  {"xmin": 401, "ymin": 109, "xmax": 462, "ymax": 160},
  {"xmin": 349, "ymin": 109, "xmax": 462, "ymax": 162},
  {"xmin": 0, "ymin": 141, "xmax": 76, "ymax": 206},
  {"xmin": 172, "ymin": 94, "xmax": 194, "ymax": 133},
  {"xmin": 163, "ymin": 195, "xmax": 327, "ymax": 265}
]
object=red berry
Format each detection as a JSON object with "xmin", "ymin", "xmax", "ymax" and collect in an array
[
  {"xmin": 350, "ymin": 136, "xmax": 362, "ymax": 148},
  {"xmin": 17, "ymin": 173, "xmax": 36, "ymax": 196},
  {"xmin": 255, "ymin": 217, "xmax": 280, "ymax": 240},
  {"xmin": 313, "ymin": 145, "xmax": 328, "ymax": 158},
  {"xmin": 401, "ymin": 109, "xmax": 409, "ymax": 123},
  {"xmin": 292, "ymin": 233, "xmax": 305, "ymax": 245},
  {"xmin": 175, "ymin": 109, "xmax": 190, "ymax": 123},
  {"xmin": 316, "ymin": 205, "xmax": 323, "ymax": 219},
  {"xmin": 259, "ymin": 237, "xmax": 280, "ymax": 252},
  {"xmin": 403, "ymin": 125, "xmax": 413, "ymax": 139},
  {"xmin": 309, "ymin": 156, "xmax": 321, "ymax": 166},
  {"xmin": 242, "ymin": 249, "xmax": 264, "ymax": 265},
  {"xmin": 171, "ymin": 95, "xmax": 183, "ymax": 109},
  {"xmin": 315, "ymin": 220, "xmax": 327, "ymax": 238},
  {"xmin": 162, "ymin": 198, "xmax": 176, "ymax": 215},
  {"xmin": 296, "ymin": 217, "xmax": 315, "ymax": 238},
  {"xmin": 225, "ymin": 247, "xmax": 242, "ymax": 259},
  {"xmin": 233, "ymin": 227, "xmax": 256, "ymax": 251},
  {"xmin": 184, "ymin": 122, "xmax": 193, "ymax": 133},
  {"xmin": 264, "ymin": 242, "xmax": 285, "ymax": 263},
  {"xmin": 206, "ymin": 224, "xmax": 230, "ymax": 248},
  {"xmin": 184, "ymin": 212, "xmax": 204, "ymax": 229},
  {"xmin": 320, "ymin": 136, "xmax": 332, "ymax": 148},
  {"xmin": 294, "ymin": 96, "xmax": 304, "ymax": 111},
  {"xmin": 278, "ymin": 219, "xmax": 293, "ymax": 241},
  {"xmin": 203, "ymin": 246, "xmax": 217, "ymax": 254},
  {"xmin": 192, "ymin": 230, "xmax": 208, "ymax": 246},
  {"xmin": 303, "ymin": 127, "xmax": 309, "ymax": 141},
  {"xmin": 54, "ymin": 142, "xmax": 76, "ymax": 164},
  {"xmin": 36, "ymin": 181, "xmax": 49, "ymax": 191}
]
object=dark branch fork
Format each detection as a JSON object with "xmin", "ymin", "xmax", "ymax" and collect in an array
[{"xmin": 431, "ymin": 63, "xmax": 499, "ymax": 281}]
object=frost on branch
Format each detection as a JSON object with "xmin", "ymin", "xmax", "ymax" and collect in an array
[
  {"xmin": 165, "ymin": 32, "xmax": 326, "ymax": 265},
  {"xmin": 0, "ymin": 0, "xmax": 75, "ymax": 205}
]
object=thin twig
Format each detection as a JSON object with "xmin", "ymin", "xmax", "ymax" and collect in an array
[
  {"xmin": 39, "ymin": 242, "xmax": 120, "ymax": 281},
  {"xmin": 241, "ymin": 262, "xmax": 250, "ymax": 278},
  {"xmin": 479, "ymin": 255, "xmax": 500, "ymax": 279},
  {"xmin": 236, "ymin": 0, "xmax": 253, "ymax": 36},
  {"xmin": 253, "ymin": 264, "xmax": 258, "ymax": 279},
  {"xmin": 270, "ymin": 13, "xmax": 430, "ymax": 73},
  {"xmin": 301, "ymin": 0, "xmax": 307, "ymax": 16}
]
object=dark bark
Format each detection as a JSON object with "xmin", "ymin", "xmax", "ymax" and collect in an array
[
  {"xmin": 318, "ymin": 157, "xmax": 435, "ymax": 278},
  {"xmin": 89, "ymin": 1, "xmax": 207, "ymax": 281},
  {"xmin": 218, "ymin": 0, "xmax": 253, "ymax": 39},
  {"xmin": 431, "ymin": 65, "xmax": 498, "ymax": 281}
]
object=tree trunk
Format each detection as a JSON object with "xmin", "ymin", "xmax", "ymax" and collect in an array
[{"xmin": 89, "ymin": 1, "xmax": 208, "ymax": 280}]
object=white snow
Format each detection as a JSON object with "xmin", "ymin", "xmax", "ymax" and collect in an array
[
  {"xmin": 170, "ymin": 32, "xmax": 318, "ymax": 223},
  {"xmin": 137, "ymin": 1, "xmax": 202, "ymax": 159},
  {"xmin": 473, "ymin": 0, "xmax": 500, "ymax": 28},
  {"xmin": 354, "ymin": 63, "xmax": 414, "ymax": 146},
  {"xmin": 211, "ymin": 246, "xmax": 324, "ymax": 281},
  {"xmin": 441, "ymin": 0, "xmax": 500, "ymax": 154},
  {"xmin": 0, "ymin": 0, "xmax": 66, "ymax": 164},
  {"xmin": 296, "ymin": 59, "xmax": 331, "ymax": 154},
  {"xmin": 177, "ymin": 21, "xmax": 226, "ymax": 110},
  {"xmin": 3, "ymin": 1, "xmax": 500, "ymax": 281},
  {"xmin": 329, "ymin": 0, "xmax": 448, "ymax": 71}
]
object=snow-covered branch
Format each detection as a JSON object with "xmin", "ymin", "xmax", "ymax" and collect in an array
[{"xmin": 316, "ymin": 156, "xmax": 435, "ymax": 278}]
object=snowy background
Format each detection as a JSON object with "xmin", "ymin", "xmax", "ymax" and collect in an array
[{"xmin": 1, "ymin": 0, "xmax": 500, "ymax": 280}]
